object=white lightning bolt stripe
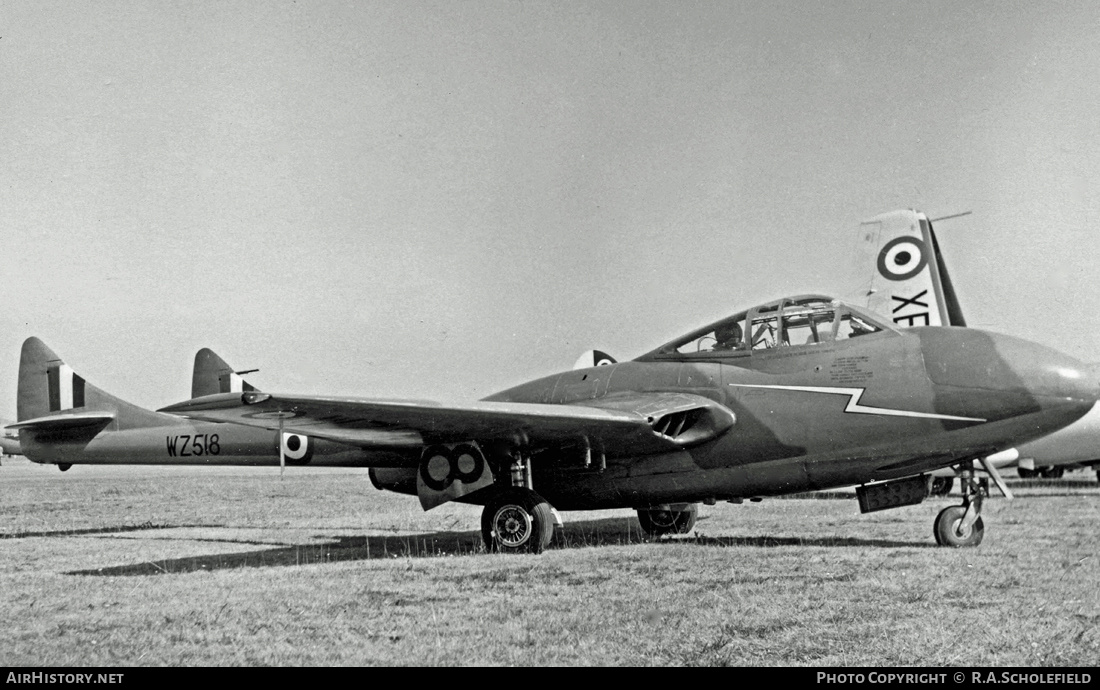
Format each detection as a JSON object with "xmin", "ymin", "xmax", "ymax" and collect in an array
[{"xmin": 728, "ymin": 384, "xmax": 986, "ymax": 422}]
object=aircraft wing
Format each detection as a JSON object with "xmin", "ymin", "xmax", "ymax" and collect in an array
[{"xmin": 159, "ymin": 391, "xmax": 735, "ymax": 457}]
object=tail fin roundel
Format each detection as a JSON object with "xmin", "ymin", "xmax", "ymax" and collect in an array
[{"xmin": 858, "ymin": 209, "xmax": 966, "ymax": 328}]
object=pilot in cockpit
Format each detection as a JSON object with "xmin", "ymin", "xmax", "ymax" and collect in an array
[{"xmin": 713, "ymin": 321, "xmax": 743, "ymax": 351}]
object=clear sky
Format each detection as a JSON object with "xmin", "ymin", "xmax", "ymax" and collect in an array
[{"xmin": 1, "ymin": 1, "xmax": 1098, "ymax": 418}]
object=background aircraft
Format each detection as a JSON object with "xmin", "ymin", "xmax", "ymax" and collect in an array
[
  {"xmin": 159, "ymin": 293, "xmax": 1097, "ymax": 552},
  {"xmin": 858, "ymin": 209, "xmax": 1100, "ymax": 483},
  {"xmin": 0, "ymin": 421, "xmax": 21, "ymax": 458}
]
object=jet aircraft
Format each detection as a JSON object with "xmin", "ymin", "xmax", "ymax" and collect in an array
[
  {"xmin": 858, "ymin": 209, "xmax": 1100, "ymax": 483},
  {"xmin": 13, "ymin": 292, "xmax": 1097, "ymax": 553},
  {"xmin": 152, "ymin": 294, "xmax": 1100, "ymax": 552}
]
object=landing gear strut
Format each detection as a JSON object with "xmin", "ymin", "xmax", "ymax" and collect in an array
[
  {"xmin": 637, "ymin": 504, "xmax": 698, "ymax": 537},
  {"xmin": 933, "ymin": 468, "xmax": 986, "ymax": 547}
]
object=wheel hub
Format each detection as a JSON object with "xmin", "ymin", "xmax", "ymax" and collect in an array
[
  {"xmin": 650, "ymin": 511, "xmax": 676, "ymax": 528},
  {"xmin": 493, "ymin": 505, "xmax": 532, "ymax": 547}
]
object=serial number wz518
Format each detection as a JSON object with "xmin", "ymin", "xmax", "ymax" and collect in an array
[{"xmin": 166, "ymin": 434, "xmax": 220, "ymax": 457}]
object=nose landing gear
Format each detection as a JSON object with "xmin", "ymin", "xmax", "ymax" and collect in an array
[
  {"xmin": 933, "ymin": 457, "xmax": 1010, "ymax": 547},
  {"xmin": 933, "ymin": 500, "xmax": 984, "ymax": 547}
]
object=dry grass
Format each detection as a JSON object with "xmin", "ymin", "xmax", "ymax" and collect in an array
[{"xmin": 1, "ymin": 457, "xmax": 1097, "ymax": 666}]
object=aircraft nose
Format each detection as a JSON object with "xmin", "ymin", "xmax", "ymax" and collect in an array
[
  {"xmin": 988, "ymin": 333, "xmax": 1097, "ymax": 401},
  {"xmin": 919, "ymin": 328, "xmax": 1098, "ymax": 419}
]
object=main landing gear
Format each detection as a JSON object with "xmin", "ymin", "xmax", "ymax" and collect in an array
[
  {"xmin": 479, "ymin": 448, "xmax": 556, "ymax": 554},
  {"xmin": 636, "ymin": 504, "xmax": 698, "ymax": 537},
  {"xmin": 481, "ymin": 487, "xmax": 555, "ymax": 554}
]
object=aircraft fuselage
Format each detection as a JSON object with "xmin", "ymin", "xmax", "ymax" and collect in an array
[{"xmin": 485, "ymin": 327, "xmax": 1096, "ymax": 509}]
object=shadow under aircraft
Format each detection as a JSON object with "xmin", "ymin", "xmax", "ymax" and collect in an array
[{"xmin": 12, "ymin": 291, "xmax": 1098, "ymax": 553}]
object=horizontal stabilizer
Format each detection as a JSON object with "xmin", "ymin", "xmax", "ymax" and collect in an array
[{"xmin": 7, "ymin": 411, "xmax": 117, "ymax": 431}]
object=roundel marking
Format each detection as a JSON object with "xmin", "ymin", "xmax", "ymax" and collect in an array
[
  {"xmin": 419, "ymin": 445, "xmax": 453, "ymax": 491},
  {"xmin": 877, "ymin": 236, "xmax": 929, "ymax": 281},
  {"xmin": 245, "ymin": 409, "xmax": 304, "ymax": 420},
  {"xmin": 418, "ymin": 443, "xmax": 486, "ymax": 490},
  {"xmin": 450, "ymin": 443, "xmax": 485, "ymax": 484},
  {"xmin": 281, "ymin": 432, "xmax": 313, "ymax": 465},
  {"xmin": 421, "ymin": 446, "xmax": 452, "ymax": 490}
]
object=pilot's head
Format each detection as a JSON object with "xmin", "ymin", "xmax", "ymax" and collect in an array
[{"xmin": 714, "ymin": 321, "xmax": 743, "ymax": 350}]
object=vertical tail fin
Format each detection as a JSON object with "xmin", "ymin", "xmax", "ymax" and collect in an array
[
  {"xmin": 192, "ymin": 348, "xmax": 258, "ymax": 398},
  {"xmin": 17, "ymin": 337, "xmax": 162, "ymax": 428},
  {"xmin": 18, "ymin": 337, "xmax": 82, "ymax": 422},
  {"xmin": 857, "ymin": 209, "xmax": 966, "ymax": 328}
]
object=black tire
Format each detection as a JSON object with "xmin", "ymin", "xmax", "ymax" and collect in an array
[
  {"xmin": 1016, "ymin": 467, "xmax": 1037, "ymax": 479},
  {"xmin": 637, "ymin": 505, "xmax": 698, "ymax": 537},
  {"xmin": 480, "ymin": 488, "xmax": 555, "ymax": 554},
  {"xmin": 929, "ymin": 477, "xmax": 954, "ymax": 496},
  {"xmin": 1039, "ymin": 467, "xmax": 1064, "ymax": 479},
  {"xmin": 57, "ymin": 463, "xmax": 71, "ymax": 472},
  {"xmin": 933, "ymin": 505, "xmax": 984, "ymax": 547}
]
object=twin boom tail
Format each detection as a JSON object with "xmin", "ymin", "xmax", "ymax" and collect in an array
[{"xmin": 9, "ymin": 337, "xmax": 373, "ymax": 469}]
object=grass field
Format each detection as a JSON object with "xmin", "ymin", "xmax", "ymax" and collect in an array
[{"xmin": 1, "ymin": 456, "xmax": 1097, "ymax": 666}]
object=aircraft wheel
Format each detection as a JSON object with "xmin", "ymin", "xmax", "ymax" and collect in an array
[
  {"xmin": 1039, "ymin": 467, "xmax": 1064, "ymax": 479},
  {"xmin": 1016, "ymin": 467, "xmax": 1037, "ymax": 479},
  {"xmin": 637, "ymin": 505, "xmax": 698, "ymax": 537},
  {"xmin": 57, "ymin": 463, "xmax": 71, "ymax": 472},
  {"xmin": 929, "ymin": 477, "xmax": 953, "ymax": 496},
  {"xmin": 481, "ymin": 488, "xmax": 554, "ymax": 554},
  {"xmin": 933, "ymin": 505, "xmax": 984, "ymax": 548}
]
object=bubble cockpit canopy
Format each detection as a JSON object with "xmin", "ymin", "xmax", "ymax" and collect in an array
[{"xmin": 641, "ymin": 295, "xmax": 897, "ymax": 358}]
